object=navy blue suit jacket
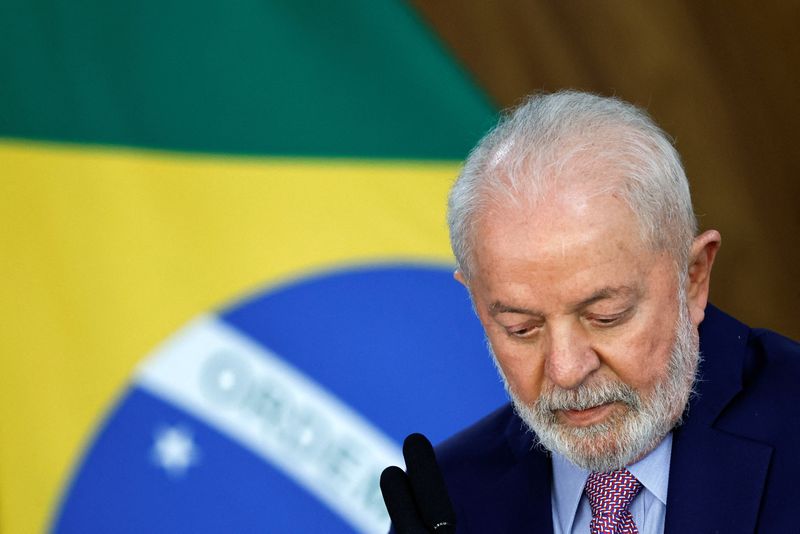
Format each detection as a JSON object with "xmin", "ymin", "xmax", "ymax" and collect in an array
[{"xmin": 435, "ymin": 305, "xmax": 800, "ymax": 532}]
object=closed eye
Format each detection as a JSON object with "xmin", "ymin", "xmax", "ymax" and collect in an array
[
  {"xmin": 594, "ymin": 316, "xmax": 620, "ymax": 325},
  {"xmin": 587, "ymin": 308, "xmax": 632, "ymax": 328},
  {"xmin": 507, "ymin": 324, "xmax": 542, "ymax": 339}
]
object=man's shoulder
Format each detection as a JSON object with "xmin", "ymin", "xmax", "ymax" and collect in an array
[
  {"xmin": 749, "ymin": 325, "xmax": 800, "ymax": 364},
  {"xmin": 702, "ymin": 303, "xmax": 798, "ymax": 347},
  {"xmin": 698, "ymin": 304, "xmax": 800, "ymax": 436},
  {"xmin": 704, "ymin": 304, "xmax": 800, "ymax": 384},
  {"xmin": 700, "ymin": 304, "xmax": 800, "ymax": 380},
  {"xmin": 672, "ymin": 306, "xmax": 800, "ymax": 530},
  {"xmin": 735, "ymin": 324, "xmax": 800, "ymax": 414}
]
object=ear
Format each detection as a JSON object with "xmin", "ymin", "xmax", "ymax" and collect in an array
[
  {"xmin": 685, "ymin": 230, "xmax": 722, "ymax": 326},
  {"xmin": 454, "ymin": 270, "xmax": 467, "ymax": 287}
]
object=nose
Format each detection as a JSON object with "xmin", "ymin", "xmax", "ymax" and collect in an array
[{"xmin": 543, "ymin": 320, "xmax": 600, "ymax": 390}]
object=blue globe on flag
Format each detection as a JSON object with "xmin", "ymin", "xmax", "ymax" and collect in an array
[{"xmin": 53, "ymin": 264, "xmax": 507, "ymax": 532}]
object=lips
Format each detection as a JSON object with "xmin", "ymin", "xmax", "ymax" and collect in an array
[{"xmin": 559, "ymin": 402, "xmax": 616, "ymax": 426}]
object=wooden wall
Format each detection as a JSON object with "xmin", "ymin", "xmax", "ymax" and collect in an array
[{"xmin": 413, "ymin": 0, "xmax": 799, "ymax": 338}]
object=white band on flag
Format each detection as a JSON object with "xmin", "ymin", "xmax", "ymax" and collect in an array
[{"xmin": 136, "ymin": 315, "xmax": 401, "ymax": 533}]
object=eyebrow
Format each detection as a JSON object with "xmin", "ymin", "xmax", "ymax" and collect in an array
[
  {"xmin": 489, "ymin": 302, "xmax": 543, "ymax": 316},
  {"xmin": 488, "ymin": 285, "xmax": 639, "ymax": 317}
]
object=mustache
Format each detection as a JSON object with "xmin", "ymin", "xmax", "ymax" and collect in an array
[{"xmin": 534, "ymin": 378, "xmax": 641, "ymax": 412}]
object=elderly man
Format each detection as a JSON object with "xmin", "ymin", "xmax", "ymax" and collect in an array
[{"xmin": 383, "ymin": 91, "xmax": 800, "ymax": 533}]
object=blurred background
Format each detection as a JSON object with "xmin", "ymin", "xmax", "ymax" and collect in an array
[
  {"xmin": 1, "ymin": 1, "xmax": 797, "ymax": 532},
  {"xmin": 412, "ymin": 0, "xmax": 800, "ymax": 339}
]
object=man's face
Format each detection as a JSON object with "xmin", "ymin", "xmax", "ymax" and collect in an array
[{"xmin": 461, "ymin": 190, "xmax": 700, "ymax": 471}]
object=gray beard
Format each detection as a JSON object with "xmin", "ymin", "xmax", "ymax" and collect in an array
[{"xmin": 497, "ymin": 298, "xmax": 699, "ymax": 473}]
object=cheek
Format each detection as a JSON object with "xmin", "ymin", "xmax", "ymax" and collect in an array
[
  {"xmin": 489, "ymin": 336, "xmax": 546, "ymax": 404},
  {"xmin": 600, "ymin": 324, "xmax": 675, "ymax": 391}
]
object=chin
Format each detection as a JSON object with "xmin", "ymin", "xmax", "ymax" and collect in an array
[{"xmin": 516, "ymin": 397, "xmax": 663, "ymax": 472}]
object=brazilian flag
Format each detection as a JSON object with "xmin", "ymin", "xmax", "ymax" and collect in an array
[{"xmin": 1, "ymin": 2, "xmax": 505, "ymax": 532}]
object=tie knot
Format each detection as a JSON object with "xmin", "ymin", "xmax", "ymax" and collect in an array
[{"xmin": 584, "ymin": 469, "xmax": 643, "ymax": 517}]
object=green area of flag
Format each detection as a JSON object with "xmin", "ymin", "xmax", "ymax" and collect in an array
[{"xmin": 0, "ymin": 0, "xmax": 495, "ymax": 159}]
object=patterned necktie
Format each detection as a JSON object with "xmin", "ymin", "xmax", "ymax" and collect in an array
[{"xmin": 584, "ymin": 469, "xmax": 643, "ymax": 534}]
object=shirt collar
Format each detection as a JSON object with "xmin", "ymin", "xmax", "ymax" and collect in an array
[
  {"xmin": 551, "ymin": 432, "xmax": 672, "ymax": 532},
  {"xmin": 627, "ymin": 432, "xmax": 672, "ymax": 504}
]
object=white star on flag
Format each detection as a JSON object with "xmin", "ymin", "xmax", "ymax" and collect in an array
[{"xmin": 151, "ymin": 425, "xmax": 200, "ymax": 478}]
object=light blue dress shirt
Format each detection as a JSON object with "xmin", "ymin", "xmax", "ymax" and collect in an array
[{"xmin": 551, "ymin": 433, "xmax": 672, "ymax": 534}]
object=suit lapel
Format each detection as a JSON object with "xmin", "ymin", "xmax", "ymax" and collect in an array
[
  {"xmin": 445, "ymin": 405, "xmax": 553, "ymax": 534},
  {"xmin": 506, "ymin": 416, "xmax": 554, "ymax": 533},
  {"xmin": 665, "ymin": 422, "xmax": 772, "ymax": 533},
  {"xmin": 665, "ymin": 305, "xmax": 772, "ymax": 532},
  {"xmin": 458, "ymin": 450, "xmax": 553, "ymax": 533}
]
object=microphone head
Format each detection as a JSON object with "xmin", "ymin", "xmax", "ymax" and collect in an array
[
  {"xmin": 380, "ymin": 465, "xmax": 429, "ymax": 533},
  {"xmin": 402, "ymin": 433, "xmax": 457, "ymax": 532}
]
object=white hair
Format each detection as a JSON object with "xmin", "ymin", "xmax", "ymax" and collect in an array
[{"xmin": 448, "ymin": 91, "xmax": 698, "ymax": 280}]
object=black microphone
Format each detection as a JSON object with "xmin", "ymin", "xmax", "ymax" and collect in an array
[{"xmin": 380, "ymin": 433, "xmax": 457, "ymax": 533}]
